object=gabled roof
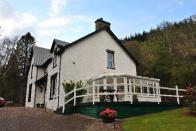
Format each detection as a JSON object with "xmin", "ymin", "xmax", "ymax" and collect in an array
[
  {"xmin": 58, "ymin": 28, "xmax": 139, "ymax": 65},
  {"xmin": 50, "ymin": 38, "xmax": 70, "ymax": 53},
  {"xmin": 33, "ymin": 46, "xmax": 52, "ymax": 66},
  {"xmin": 32, "ymin": 28, "xmax": 139, "ymax": 66}
]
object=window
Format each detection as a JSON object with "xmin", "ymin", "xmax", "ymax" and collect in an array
[
  {"xmin": 106, "ymin": 50, "xmax": 115, "ymax": 69},
  {"xmin": 30, "ymin": 65, "xmax": 33, "ymax": 78},
  {"xmin": 28, "ymin": 84, "xmax": 32, "ymax": 102},
  {"xmin": 50, "ymin": 74, "xmax": 57, "ymax": 100}
]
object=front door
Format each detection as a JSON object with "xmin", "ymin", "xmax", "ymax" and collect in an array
[{"xmin": 35, "ymin": 85, "xmax": 46, "ymax": 108}]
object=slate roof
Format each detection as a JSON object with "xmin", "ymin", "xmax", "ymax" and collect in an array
[
  {"xmin": 54, "ymin": 39, "xmax": 70, "ymax": 46},
  {"xmin": 50, "ymin": 39, "xmax": 70, "ymax": 52},
  {"xmin": 33, "ymin": 46, "xmax": 52, "ymax": 66}
]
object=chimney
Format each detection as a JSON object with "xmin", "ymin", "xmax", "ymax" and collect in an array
[{"xmin": 95, "ymin": 18, "xmax": 111, "ymax": 30}]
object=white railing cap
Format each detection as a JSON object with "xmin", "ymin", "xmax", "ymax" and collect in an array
[{"xmin": 87, "ymin": 73, "xmax": 160, "ymax": 82}]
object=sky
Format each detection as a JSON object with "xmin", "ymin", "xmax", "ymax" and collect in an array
[{"xmin": 0, "ymin": 0, "xmax": 196, "ymax": 48}]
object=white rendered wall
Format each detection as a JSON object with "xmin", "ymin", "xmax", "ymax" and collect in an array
[
  {"xmin": 25, "ymin": 57, "xmax": 37, "ymax": 107},
  {"xmin": 37, "ymin": 68, "xmax": 45, "ymax": 80},
  {"xmin": 44, "ymin": 51, "xmax": 60, "ymax": 111},
  {"xmin": 59, "ymin": 30, "xmax": 137, "ymax": 108},
  {"xmin": 60, "ymin": 30, "xmax": 136, "ymax": 82}
]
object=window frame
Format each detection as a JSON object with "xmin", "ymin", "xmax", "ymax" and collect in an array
[
  {"xmin": 49, "ymin": 74, "xmax": 57, "ymax": 100},
  {"xmin": 106, "ymin": 49, "xmax": 115, "ymax": 69}
]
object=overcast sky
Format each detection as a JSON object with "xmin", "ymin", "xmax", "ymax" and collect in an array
[{"xmin": 0, "ymin": 0, "xmax": 196, "ymax": 48}]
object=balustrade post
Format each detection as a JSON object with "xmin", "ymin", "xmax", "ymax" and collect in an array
[
  {"xmin": 140, "ymin": 79, "xmax": 142, "ymax": 95},
  {"xmin": 74, "ymin": 86, "xmax": 76, "ymax": 106},
  {"xmin": 92, "ymin": 81, "xmax": 95, "ymax": 104},
  {"xmin": 156, "ymin": 82, "xmax": 160, "ymax": 104},
  {"xmin": 114, "ymin": 77, "xmax": 117, "ymax": 102},
  {"xmin": 153, "ymin": 81, "xmax": 155, "ymax": 96},
  {"xmin": 103, "ymin": 78, "xmax": 107, "ymax": 102},
  {"xmin": 97, "ymin": 82, "xmax": 100, "ymax": 102},
  {"xmin": 103, "ymin": 78, "xmax": 107, "ymax": 90},
  {"xmin": 176, "ymin": 85, "xmax": 180, "ymax": 104},
  {"xmin": 147, "ymin": 80, "xmax": 149, "ymax": 96},
  {"xmin": 133, "ymin": 78, "xmax": 136, "ymax": 93},
  {"xmin": 129, "ymin": 79, "xmax": 133, "ymax": 104},
  {"xmin": 62, "ymin": 93, "xmax": 65, "ymax": 113},
  {"xmin": 124, "ymin": 77, "xmax": 128, "ymax": 101}
]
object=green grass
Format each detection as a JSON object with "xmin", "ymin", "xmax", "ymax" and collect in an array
[{"xmin": 122, "ymin": 108, "xmax": 196, "ymax": 131}]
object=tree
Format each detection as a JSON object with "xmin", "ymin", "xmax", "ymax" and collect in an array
[
  {"xmin": 0, "ymin": 37, "xmax": 17, "ymax": 75},
  {"xmin": 3, "ymin": 53, "xmax": 21, "ymax": 102},
  {"xmin": 0, "ymin": 37, "xmax": 18, "ymax": 100},
  {"xmin": 15, "ymin": 32, "xmax": 35, "ymax": 105},
  {"xmin": 16, "ymin": 32, "xmax": 35, "ymax": 77},
  {"xmin": 0, "ymin": 32, "xmax": 36, "ymax": 105}
]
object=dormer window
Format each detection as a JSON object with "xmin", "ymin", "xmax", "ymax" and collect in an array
[
  {"xmin": 53, "ymin": 48, "xmax": 57, "ymax": 68},
  {"xmin": 106, "ymin": 50, "xmax": 115, "ymax": 69}
]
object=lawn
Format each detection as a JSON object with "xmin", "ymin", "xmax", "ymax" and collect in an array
[{"xmin": 122, "ymin": 108, "xmax": 196, "ymax": 131}]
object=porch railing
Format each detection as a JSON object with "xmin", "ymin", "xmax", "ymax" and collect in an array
[{"xmin": 62, "ymin": 74, "xmax": 186, "ymax": 113}]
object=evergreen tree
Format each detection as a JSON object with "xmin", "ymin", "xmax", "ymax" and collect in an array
[
  {"xmin": 15, "ymin": 32, "xmax": 35, "ymax": 105},
  {"xmin": 16, "ymin": 32, "xmax": 35, "ymax": 77},
  {"xmin": 0, "ymin": 32, "xmax": 36, "ymax": 105}
]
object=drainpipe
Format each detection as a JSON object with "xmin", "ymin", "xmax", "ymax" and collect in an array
[
  {"xmin": 34, "ymin": 66, "xmax": 38, "ymax": 107},
  {"xmin": 57, "ymin": 54, "xmax": 62, "ymax": 108}
]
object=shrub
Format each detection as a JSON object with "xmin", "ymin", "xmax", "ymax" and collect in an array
[
  {"xmin": 63, "ymin": 81, "xmax": 86, "ymax": 104},
  {"xmin": 184, "ymin": 84, "xmax": 196, "ymax": 113}
]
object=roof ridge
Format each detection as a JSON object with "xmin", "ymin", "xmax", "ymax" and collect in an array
[
  {"xmin": 54, "ymin": 38, "xmax": 70, "ymax": 44},
  {"xmin": 33, "ymin": 45, "xmax": 50, "ymax": 51}
]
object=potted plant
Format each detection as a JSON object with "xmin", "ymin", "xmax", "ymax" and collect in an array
[
  {"xmin": 36, "ymin": 103, "xmax": 40, "ymax": 108},
  {"xmin": 132, "ymin": 94, "xmax": 138, "ymax": 103},
  {"xmin": 99, "ymin": 108, "xmax": 117, "ymax": 123},
  {"xmin": 41, "ymin": 103, "xmax": 45, "ymax": 108}
]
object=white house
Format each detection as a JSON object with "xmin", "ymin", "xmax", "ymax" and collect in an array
[{"xmin": 25, "ymin": 18, "xmax": 183, "ymax": 111}]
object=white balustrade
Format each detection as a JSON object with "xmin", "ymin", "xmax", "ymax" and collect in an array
[{"xmin": 62, "ymin": 74, "xmax": 186, "ymax": 113}]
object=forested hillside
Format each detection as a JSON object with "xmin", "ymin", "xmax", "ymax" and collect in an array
[{"xmin": 125, "ymin": 20, "xmax": 196, "ymax": 88}]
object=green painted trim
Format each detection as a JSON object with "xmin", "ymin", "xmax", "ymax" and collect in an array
[{"xmin": 64, "ymin": 102, "xmax": 182, "ymax": 118}]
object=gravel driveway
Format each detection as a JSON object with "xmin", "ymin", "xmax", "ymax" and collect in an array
[{"xmin": 0, "ymin": 107, "xmax": 123, "ymax": 131}]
